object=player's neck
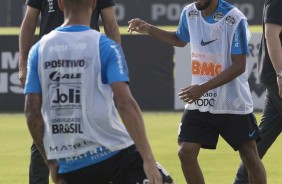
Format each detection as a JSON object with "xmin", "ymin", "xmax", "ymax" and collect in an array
[
  {"xmin": 62, "ymin": 19, "xmax": 91, "ymax": 27},
  {"xmin": 201, "ymin": 0, "xmax": 218, "ymax": 17},
  {"xmin": 62, "ymin": 10, "xmax": 91, "ymax": 27}
]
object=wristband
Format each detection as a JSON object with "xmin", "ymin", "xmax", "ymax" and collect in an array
[{"xmin": 277, "ymin": 71, "xmax": 282, "ymax": 78}]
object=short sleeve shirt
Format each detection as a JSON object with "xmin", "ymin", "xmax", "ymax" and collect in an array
[
  {"xmin": 175, "ymin": 0, "xmax": 249, "ymax": 55},
  {"xmin": 24, "ymin": 25, "xmax": 128, "ymax": 94},
  {"xmin": 258, "ymin": 0, "xmax": 282, "ymax": 84},
  {"xmin": 26, "ymin": 0, "xmax": 115, "ymax": 38}
]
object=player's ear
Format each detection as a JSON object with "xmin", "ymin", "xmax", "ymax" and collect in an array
[
  {"xmin": 58, "ymin": 0, "xmax": 64, "ymax": 11},
  {"xmin": 92, "ymin": 0, "xmax": 97, "ymax": 10}
]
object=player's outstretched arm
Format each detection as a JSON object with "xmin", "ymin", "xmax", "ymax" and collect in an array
[{"xmin": 128, "ymin": 18, "xmax": 186, "ymax": 47}]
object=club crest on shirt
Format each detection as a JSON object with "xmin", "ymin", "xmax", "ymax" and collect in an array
[
  {"xmin": 213, "ymin": 12, "xmax": 224, "ymax": 21},
  {"xmin": 188, "ymin": 10, "xmax": 199, "ymax": 18},
  {"xmin": 48, "ymin": 0, "xmax": 55, "ymax": 13},
  {"xmin": 226, "ymin": 16, "xmax": 236, "ymax": 25}
]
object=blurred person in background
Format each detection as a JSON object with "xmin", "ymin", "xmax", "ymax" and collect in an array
[
  {"xmin": 128, "ymin": 0, "xmax": 267, "ymax": 183},
  {"xmin": 233, "ymin": 0, "xmax": 282, "ymax": 183}
]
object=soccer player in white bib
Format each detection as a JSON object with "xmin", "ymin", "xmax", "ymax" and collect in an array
[
  {"xmin": 24, "ymin": 0, "xmax": 174, "ymax": 183},
  {"xmin": 128, "ymin": 0, "xmax": 266, "ymax": 183},
  {"xmin": 19, "ymin": 0, "xmax": 120, "ymax": 183}
]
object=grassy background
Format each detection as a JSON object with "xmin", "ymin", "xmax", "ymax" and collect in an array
[
  {"xmin": 0, "ymin": 25, "xmax": 262, "ymax": 35},
  {"xmin": 0, "ymin": 112, "xmax": 281, "ymax": 184}
]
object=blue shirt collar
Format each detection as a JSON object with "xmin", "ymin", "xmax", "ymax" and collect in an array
[{"xmin": 56, "ymin": 25, "xmax": 91, "ymax": 32}]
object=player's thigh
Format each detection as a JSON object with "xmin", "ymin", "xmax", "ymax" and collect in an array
[
  {"xmin": 266, "ymin": 83, "xmax": 282, "ymax": 117},
  {"xmin": 260, "ymin": 87, "xmax": 282, "ymax": 132},
  {"xmin": 29, "ymin": 143, "xmax": 49, "ymax": 184}
]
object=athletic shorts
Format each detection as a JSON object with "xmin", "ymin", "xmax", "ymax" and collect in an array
[
  {"xmin": 61, "ymin": 145, "xmax": 173, "ymax": 184},
  {"xmin": 178, "ymin": 110, "xmax": 261, "ymax": 151}
]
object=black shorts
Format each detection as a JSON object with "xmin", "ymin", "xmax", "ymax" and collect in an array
[
  {"xmin": 178, "ymin": 110, "xmax": 261, "ymax": 151},
  {"xmin": 61, "ymin": 145, "xmax": 173, "ymax": 184}
]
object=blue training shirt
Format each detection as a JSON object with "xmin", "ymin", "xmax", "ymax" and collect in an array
[
  {"xmin": 25, "ymin": 25, "xmax": 129, "ymax": 94},
  {"xmin": 176, "ymin": 0, "xmax": 249, "ymax": 54},
  {"xmin": 24, "ymin": 25, "xmax": 129, "ymax": 173}
]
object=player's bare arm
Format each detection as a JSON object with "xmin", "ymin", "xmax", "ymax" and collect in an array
[
  {"xmin": 111, "ymin": 82, "xmax": 162, "ymax": 184},
  {"xmin": 265, "ymin": 23, "xmax": 282, "ymax": 96},
  {"xmin": 179, "ymin": 54, "xmax": 246, "ymax": 103},
  {"xmin": 128, "ymin": 18, "xmax": 186, "ymax": 47},
  {"xmin": 25, "ymin": 94, "xmax": 46, "ymax": 161},
  {"xmin": 25, "ymin": 93, "xmax": 66, "ymax": 184},
  {"xmin": 100, "ymin": 6, "xmax": 121, "ymax": 44},
  {"xmin": 19, "ymin": 6, "xmax": 40, "ymax": 88}
]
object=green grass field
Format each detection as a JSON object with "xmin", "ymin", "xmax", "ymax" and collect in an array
[
  {"xmin": 0, "ymin": 25, "xmax": 262, "ymax": 35},
  {"xmin": 0, "ymin": 112, "xmax": 281, "ymax": 184}
]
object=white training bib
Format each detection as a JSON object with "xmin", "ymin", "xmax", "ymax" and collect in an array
[
  {"xmin": 184, "ymin": 4, "xmax": 253, "ymax": 114},
  {"xmin": 38, "ymin": 29, "xmax": 133, "ymax": 159}
]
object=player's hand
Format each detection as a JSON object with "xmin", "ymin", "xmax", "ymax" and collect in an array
[
  {"xmin": 19, "ymin": 66, "xmax": 27, "ymax": 89},
  {"xmin": 128, "ymin": 18, "xmax": 151, "ymax": 34},
  {"xmin": 277, "ymin": 77, "xmax": 282, "ymax": 98},
  {"xmin": 143, "ymin": 161, "xmax": 162, "ymax": 184},
  {"xmin": 178, "ymin": 84, "xmax": 206, "ymax": 103},
  {"xmin": 47, "ymin": 160, "xmax": 67, "ymax": 184}
]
